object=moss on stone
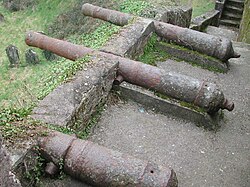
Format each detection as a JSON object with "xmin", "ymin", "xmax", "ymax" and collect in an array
[
  {"xmin": 137, "ymin": 34, "xmax": 180, "ymax": 66},
  {"xmin": 239, "ymin": 0, "xmax": 250, "ymax": 43},
  {"xmin": 179, "ymin": 101, "xmax": 206, "ymax": 114},
  {"xmin": 138, "ymin": 34, "xmax": 225, "ymax": 73},
  {"xmin": 154, "ymin": 91, "xmax": 206, "ymax": 114}
]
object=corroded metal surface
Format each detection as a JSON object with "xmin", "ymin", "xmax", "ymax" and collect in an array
[
  {"xmin": 38, "ymin": 132, "xmax": 178, "ymax": 187},
  {"xmin": 25, "ymin": 31, "xmax": 234, "ymax": 113},
  {"xmin": 154, "ymin": 21, "xmax": 240, "ymax": 61},
  {"xmin": 38, "ymin": 131, "xmax": 76, "ymax": 164},
  {"xmin": 25, "ymin": 31, "xmax": 94, "ymax": 61},
  {"xmin": 81, "ymin": 3, "xmax": 240, "ymax": 61},
  {"xmin": 115, "ymin": 57, "xmax": 234, "ymax": 113},
  {"xmin": 82, "ymin": 3, "xmax": 133, "ymax": 26}
]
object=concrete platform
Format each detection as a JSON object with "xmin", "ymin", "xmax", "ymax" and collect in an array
[
  {"xmin": 86, "ymin": 42, "xmax": 250, "ymax": 187},
  {"xmin": 205, "ymin": 26, "xmax": 238, "ymax": 41}
]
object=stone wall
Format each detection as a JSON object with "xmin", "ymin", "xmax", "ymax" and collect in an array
[
  {"xmin": 0, "ymin": 135, "xmax": 22, "ymax": 187},
  {"xmin": 32, "ymin": 56, "xmax": 118, "ymax": 130},
  {"xmin": 238, "ymin": 0, "xmax": 250, "ymax": 43},
  {"xmin": 155, "ymin": 6, "xmax": 192, "ymax": 28},
  {"xmin": 101, "ymin": 18, "xmax": 154, "ymax": 59},
  {"xmin": 190, "ymin": 10, "xmax": 220, "ymax": 31}
]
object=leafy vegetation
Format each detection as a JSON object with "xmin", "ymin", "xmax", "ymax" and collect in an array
[
  {"xmin": 137, "ymin": 34, "xmax": 175, "ymax": 66},
  {"xmin": 38, "ymin": 56, "xmax": 91, "ymax": 99},
  {"xmin": 0, "ymin": 0, "xmax": 153, "ymax": 143},
  {"xmin": 0, "ymin": 107, "xmax": 45, "ymax": 144},
  {"xmin": 69, "ymin": 23, "xmax": 121, "ymax": 49},
  {"xmin": 24, "ymin": 147, "xmax": 46, "ymax": 186},
  {"xmin": 0, "ymin": 0, "xmax": 217, "ymax": 144},
  {"xmin": 120, "ymin": 0, "xmax": 151, "ymax": 15}
]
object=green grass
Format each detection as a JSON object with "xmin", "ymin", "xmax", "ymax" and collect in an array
[
  {"xmin": 0, "ymin": 0, "xmax": 152, "ymax": 109},
  {"xmin": 0, "ymin": 0, "xmax": 76, "ymax": 108},
  {"xmin": 119, "ymin": 0, "xmax": 151, "ymax": 15},
  {"xmin": 0, "ymin": 0, "xmax": 217, "ymax": 143},
  {"xmin": 138, "ymin": 33, "xmax": 225, "ymax": 73},
  {"xmin": 0, "ymin": 0, "xmax": 153, "ymax": 142},
  {"xmin": 69, "ymin": 23, "xmax": 121, "ymax": 49},
  {"xmin": 137, "ymin": 34, "xmax": 173, "ymax": 66},
  {"xmin": 181, "ymin": 0, "xmax": 215, "ymax": 18}
]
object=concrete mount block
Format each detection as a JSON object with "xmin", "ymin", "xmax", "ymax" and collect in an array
[
  {"xmin": 114, "ymin": 83, "xmax": 221, "ymax": 130},
  {"xmin": 215, "ymin": 0, "xmax": 226, "ymax": 19},
  {"xmin": 190, "ymin": 10, "xmax": 220, "ymax": 31},
  {"xmin": 157, "ymin": 43, "xmax": 228, "ymax": 73},
  {"xmin": 101, "ymin": 18, "xmax": 155, "ymax": 59},
  {"xmin": 155, "ymin": 6, "xmax": 192, "ymax": 28},
  {"xmin": 32, "ymin": 57, "xmax": 118, "ymax": 129}
]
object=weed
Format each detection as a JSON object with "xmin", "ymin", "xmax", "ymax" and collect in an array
[
  {"xmin": 137, "ymin": 34, "xmax": 173, "ymax": 65},
  {"xmin": 46, "ymin": 124, "xmax": 75, "ymax": 136},
  {"xmin": 38, "ymin": 56, "xmax": 91, "ymax": 99},
  {"xmin": 0, "ymin": 107, "xmax": 32, "ymax": 139},
  {"xmin": 138, "ymin": 33, "xmax": 225, "ymax": 73},
  {"xmin": 0, "ymin": 107, "xmax": 31, "ymax": 126},
  {"xmin": 120, "ymin": 0, "xmax": 151, "ymax": 16},
  {"xmin": 69, "ymin": 23, "xmax": 121, "ymax": 49},
  {"xmin": 58, "ymin": 158, "xmax": 66, "ymax": 180},
  {"xmin": 77, "ymin": 102, "xmax": 106, "ymax": 139},
  {"xmin": 24, "ymin": 146, "xmax": 46, "ymax": 186},
  {"xmin": 159, "ymin": 41, "xmax": 225, "ymax": 73}
]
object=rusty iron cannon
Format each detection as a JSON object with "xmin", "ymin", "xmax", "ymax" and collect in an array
[
  {"xmin": 82, "ymin": 3, "xmax": 240, "ymax": 62},
  {"xmin": 25, "ymin": 31, "xmax": 234, "ymax": 114},
  {"xmin": 38, "ymin": 131, "xmax": 178, "ymax": 187}
]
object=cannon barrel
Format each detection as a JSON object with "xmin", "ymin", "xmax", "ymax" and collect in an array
[
  {"xmin": 115, "ymin": 58, "xmax": 234, "ymax": 113},
  {"xmin": 25, "ymin": 31, "xmax": 234, "ymax": 113},
  {"xmin": 81, "ymin": 3, "xmax": 132, "ymax": 26},
  {"xmin": 82, "ymin": 3, "xmax": 240, "ymax": 61},
  {"xmin": 25, "ymin": 31, "xmax": 94, "ymax": 61},
  {"xmin": 38, "ymin": 131, "xmax": 178, "ymax": 187}
]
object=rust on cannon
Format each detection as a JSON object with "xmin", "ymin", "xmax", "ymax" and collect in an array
[
  {"xmin": 154, "ymin": 21, "xmax": 240, "ymax": 61},
  {"xmin": 81, "ymin": 3, "xmax": 240, "ymax": 61},
  {"xmin": 25, "ymin": 31, "xmax": 94, "ymax": 61},
  {"xmin": 25, "ymin": 31, "xmax": 234, "ymax": 113},
  {"xmin": 115, "ymin": 57, "xmax": 234, "ymax": 113},
  {"xmin": 82, "ymin": 3, "xmax": 133, "ymax": 26},
  {"xmin": 38, "ymin": 131, "xmax": 178, "ymax": 187}
]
